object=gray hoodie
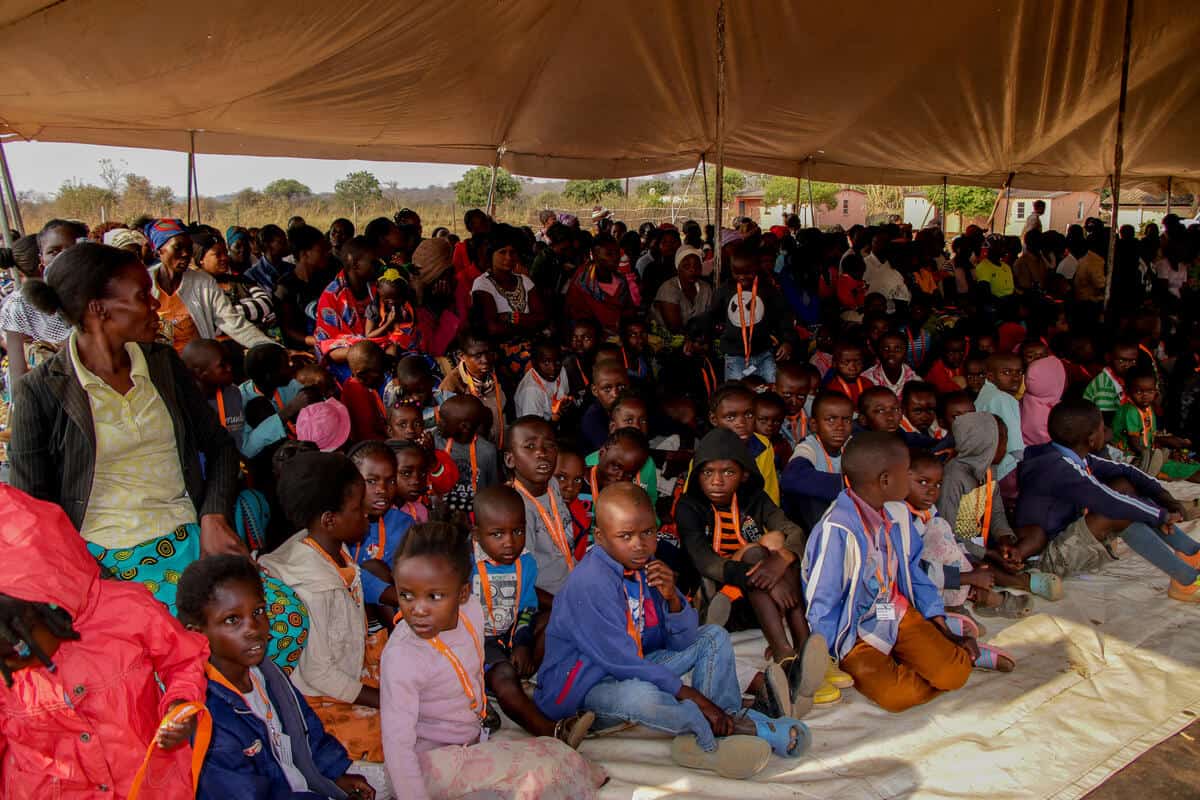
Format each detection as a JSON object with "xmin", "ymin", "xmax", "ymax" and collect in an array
[{"xmin": 938, "ymin": 412, "xmax": 1015, "ymax": 556}]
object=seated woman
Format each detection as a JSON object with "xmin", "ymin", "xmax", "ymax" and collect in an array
[
  {"xmin": 1, "ymin": 223, "xmax": 78, "ymax": 387},
  {"xmin": 192, "ymin": 229, "xmax": 275, "ymax": 332},
  {"xmin": 652, "ymin": 244, "xmax": 712, "ymax": 344},
  {"xmin": 470, "ymin": 227, "xmax": 546, "ymax": 386}
]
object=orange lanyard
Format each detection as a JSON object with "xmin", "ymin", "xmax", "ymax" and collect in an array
[
  {"xmin": 203, "ymin": 665, "xmax": 283, "ymax": 749},
  {"xmin": 835, "ymin": 377, "xmax": 862, "ymax": 399},
  {"xmin": 529, "ymin": 368, "xmax": 566, "ymax": 418},
  {"xmin": 622, "ymin": 570, "xmax": 646, "ymax": 658},
  {"xmin": 978, "ymin": 468, "xmax": 995, "ymax": 547},
  {"xmin": 711, "ymin": 495, "xmax": 746, "ymax": 556},
  {"xmin": 512, "ymin": 482, "xmax": 574, "ymax": 568},
  {"xmin": 446, "ymin": 437, "xmax": 479, "ymax": 494},
  {"xmin": 851, "ymin": 500, "xmax": 894, "ymax": 597},
  {"xmin": 477, "ymin": 558, "xmax": 522, "ymax": 646},
  {"xmin": 700, "ymin": 358, "xmax": 717, "ymax": 397},
  {"xmin": 1138, "ymin": 406, "xmax": 1154, "ymax": 447},
  {"xmin": 588, "ymin": 465, "xmax": 600, "ymax": 498},
  {"xmin": 302, "ymin": 537, "xmax": 359, "ymax": 601},
  {"xmin": 737, "ymin": 278, "xmax": 759, "ymax": 366},
  {"xmin": 576, "ymin": 359, "xmax": 590, "ymax": 387},
  {"xmin": 354, "ymin": 518, "xmax": 386, "ymax": 563},
  {"xmin": 814, "ymin": 437, "xmax": 835, "ymax": 472},
  {"xmin": 787, "ymin": 411, "xmax": 807, "ymax": 442},
  {"xmin": 461, "ymin": 365, "xmax": 504, "ymax": 450},
  {"xmin": 905, "ymin": 502, "xmax": 932, "ymax": 525},
  {"xmin": 215, "ymin": 389, "xmax": 228, "ymax": 429},
  {"xmin": 427, "ymin": 612, "xmax": 487, "ymax": 721}
]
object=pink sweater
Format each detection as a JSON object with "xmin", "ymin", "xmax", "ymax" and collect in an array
[{"xmin": 381, "ymin": 598, "xmax": 486, "ymax": 799}]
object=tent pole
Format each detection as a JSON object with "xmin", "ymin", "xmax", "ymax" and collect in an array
[
  {"xmin": 806, "ymin": 159, "xmax": 816, "ymax": 227},
  {"xmin": 701, "ymin": 154, "xmax": 710, "ymax": 229},
  {"xmin": 624, "ymin": 177, "xmax": 630, "ymax": 223},
  {"xmin": 674, "ymin": 162, "xmax": 700, "ymax": 225},
  {"xmin": 793, "ymin": 171, "xmax": 801, "ymax": 216},
  {"xmin": 0, "ymin": 139, "xmax": 23, "ymax": 235},
  {"xmin": 485, "ymin": 163, "xmax": 498, "ymax": 218},
  {"xmin": 186, "ymin": 132, "xmax": 195, "ymax": 223},
  {"xmin": 1103, "ymin": 0, "xmax": 1135, "ymax": 314},
  {"xmin": 713, "ymin": 0, "xmax": 727, "ymax": 287},
  {"xmin": 191, "ymin": 132, "xmax": 202, "ymax": 224},
  {"xmin": 1002, "ymin": 178, "xmax": 1014, "ymax": 234},
  {"xmin": 1165, "ymin": 176, "xmax": 1172, "ymax": 215},
  {"xmin": 942, "ymin": 177, "xmax": 948, "ymax": 232},
  {"xmin": 986, "ymin": 171, "xmax": 1014, "ymax": 232}
]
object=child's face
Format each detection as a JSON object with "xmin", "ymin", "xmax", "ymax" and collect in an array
[
  {"xmin": 622, "ymin": 323, "xmax": 648, "ymax": 352},
  {"xmin": 554, "ymin": 452, "xmax": 586, "ymax": 503},
  {"xmin": 359, "ymin": 453, "xmax": 398, "ymax": 518},
  {"xmin": 775, "ymin": 372, "xmax": 811, "ymax": 417},
  {"xmin": 570, "ymin": 324, "xmax": 597, "ymax": 355},
  {"xmin": 1110, "ymin": 346, "xmax": 1138, "ymax": 376},
  {"xmin": 903, "ymin": 391, "xmax": 938, "ymax": 431},
  {"xmin": 861, "ymin": 393, "xmax": 902, "ymax": 433},
  {"xmin": 591, "ymin": 367, "xmax": 629, "ymax": 411},
  {"xmin": 474, "ymin": 507, "xmax": 527, "ymax": 566},
  {"xmin": 399, "ymin": 373, "xmax": 435, "ymax": 406},
  {"xmin": 192, "ymin": 350, "xmax": 234, "ymax": 388},
  {"xmin": 532, "ymin": 347, "xmax": 563, "ymax": 382},
  {"xmin": 393, "ymin": 555, "xmax": 470, "ymax": 640},
  {"xmin": 711, "ymin": 394, "xmax": 756, "ymax": 440},
  {"xmin": 598, "ymin": 443, "xmax": 646, "ymax": 487},
  {"xmin": 754, "ymin": 402, "xmax": 784, "ymax": 439},
  {"xmin": 1130, "ymin": 377, "xmax": 1157, "ymax": 409},
  {"xmin": 440, "ymin": 407, "xmax": 482, "ymax": 442},
  {"xmin": 814, "ymin": 398, "xmax": 855, "ymax": 452},
  {"xmin": 965, "ymin": 359, "xmax": 988, "ymax": 393},
  {"xmin": 1087, "ymin": 419, "xmax": 1107, "ymax": 453},
  {"xmin": 878, "ymin": 336, "xmax": 906, "ymax": 369},
  {"xmin": 834, "ymin": 348, "xmax": 863, "ymax": 380},
  {"xmin": 378, "ymin": 281, "xmax": 400, "ymax": 303},
  {"xmin": 594, "ymin": 501, "xmax": 658, "ymax": 571},
  {"xmin": 697, "ymin": 458, "xmax": 747, "ymax": 507},
  {"xmin": 325, "ymin": 481, "xmax": 370, "ymax": 545},
  {"xmin": 943, "ymin": 340, "xmax": 967, "ymax": 369},
  {"xmin": 988, "ymin": 357, "xmax": 1024, "ymax": 395},
  {"xmin": 942, "ymin": 396, "xmax": 975, "ymax": 427},
  {"xmin": 191, "ymin": 579, "xmax": 269, "ymax": 672},
  {"xmin": 395, "ymin": 450, "xmax": 428, "ymax": 503},
  {"xmin": 610, "ymin": 401, "xmax": 649, "ymax": 434},
  {"xmin": 730, "ymin": 256, "xmax": 758, "ymax": 283},
  {"xmin": 907, "ymin": 463, "xmax": 944, "ymax": 510},
  {"xmin": 683, "ymin": 334, "xmax": 709, "ymax": 358},
  {"xmin": 461, "ymin": 341, "xmax": 493, "ymax": 379},
  {"xmin": 0, "ymin": 603, "xmax": 63, "ymax": 675},
  {"xmin": 1022, "ymin": 342, "xmax": 1049, "ymax": 366},
  {"xmin": 505, "ymin": 422, "xmax": 558, "ymax": 486},
  {"xmin": 975, "ymin": 336, "xmax": 996, "ymax": 357},
  {"xmin": 867, "ymin": 319, "xmax": 889, "ymax": 345},
  {"xmin": 388, "ymin": 405, "xmax": 424, "ymax": 442}
]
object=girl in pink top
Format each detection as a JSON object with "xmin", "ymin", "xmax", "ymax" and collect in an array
[{"xmin": 380, "ymin": 522, "xmax": 606, "ymax": 800}]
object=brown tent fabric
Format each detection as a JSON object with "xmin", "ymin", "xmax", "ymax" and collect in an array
[{"xmin": 0, "ymin": 0, "xmax": 1196, "ymax": 191}]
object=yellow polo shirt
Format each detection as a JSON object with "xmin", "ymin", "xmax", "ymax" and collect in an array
[{"xmin": 69, "ymin": 333, "xmax": 195, "ymax": 549}]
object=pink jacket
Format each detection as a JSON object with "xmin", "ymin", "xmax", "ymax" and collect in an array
[{"xmin": 0, "ymin": 486, "xmax": 209, "ymax": 799}]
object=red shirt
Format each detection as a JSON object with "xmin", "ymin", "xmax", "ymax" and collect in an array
[
  {"xmin": 341, "ymin": 377, "xmax": 388, "ymax": 443},
  {"xmin": 925, "ymin": 359, "xmax": 965, "ymax": 395}
]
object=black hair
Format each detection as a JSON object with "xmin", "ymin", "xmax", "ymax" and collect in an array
[
  {"xmin": 329, "ymin": 218, "xmax": 354, "ymax": 236},
  {"xmin": 619, "ymin": 316, "xmax": 647, "ymax": 336},
  {"xmin": 176, "ymin": 555, "xmax": 264, "ymax": 628},
  {"xmin": 505, "ymin": 415, "xmax": 555, "ymax": 452},
  {"xmin": 708, "ymin": 382, "xmax": 755, "ymax": 414},
  {"xmin": 811, "ymin": 389, "xmax": 854, "ymax": 418},
  {"xmin": 386, "ymin": 439, "xmax": 429, "ymax": 471},
  {"xmin": 611, "ymin": 393, "xmax": 647, "ymax": 417},
  {"xmin": 0, "ymin": 593, "xmax": 80, "ymax": 687},
  {"xmin": 1047, "ymin": 398, "xmax": 1102, "ymax": 448},
  {"xmin": 38, "ymin": 218, "xmax": 87, "ymax": 249},
  {"xmin": 288, "ymin": 224, "xmax": 325, "ymax": 257},
  {"xmin": 393, "ymin": 521, "xmax": 473, "ymax": 584},
  {"xmin": 842, "ymin": 430, "xmax": 908, "ymax": 487},
  {"xmin": 545, "ymin": 223, "xmax": 572, "ymax": 245},
  {"xmin": 363, "ymin": 217, "xmax": 396, "ymax": 248},
  {"xmin": 858, "ymin": 385, "xmax": 897, "ymax": 414},
  {"xmin": 463, "ymin": 208, "xmax": 488, "ymax": 229},
  {"xmin": 456, "ymin": 326, "xmax": 491, "ymax": 352},
  {"xmin": 1125, "ymin": 369, "xmax": 1158, "ymax": 389},
  {"xmin": 571, "ymin": 318, "xmax": 601, "ymax": 336},
  {"xmin": 601, "ymin": 426, "xmax": 650, "ymax": 454},
  {"xmin": 395, "ymin": 354, "xmax": 433, "ymax": 383},
  {"xmin": 190, "ymin": 229, "xmax": 223, "ymax": 266},
  {"xmin": 344, "ymin": 235, "xmax": 375, "ymax": 263},
  {"xmin": 23, "ymin": 242, "xmax": 140, "ymax": 326},
  {"xmin": 348, "ymin": 440, "xmax": 396, "ymax": 468},
  {"xmin": 754, "ymin": 390, "xmax": 787, "ymax": 414},
  {"xmin": 901, "ymin": 380, "xmax": 938, "ymax": 407},
  {"xmin": 0, "ymin": 234, "xmax": 39, "ymax": 277},
  {"xmin": 472, "ymin": 484, "xmax": 525, "ymax": 527},
  {"xmin": 908, "ymin": 448, "xmax": 942, "ymax": 472},
  {"xmin": 277, "ymin": 451, "xmax": 364, "ymax": 531},
  {"xmin": 529, "ymin": 336, "xmax": 561, "ymax": 360},
  {"xmin": 592, "ymin": 232, "xmax": 618, "ymax": 250},
  {"xmin": 937, "ymin": 389, "xmax": 974, "ymax": 418},
  {"xmin": 243, "ymin": 342, "xmax": 289, "ymax": 388},
  {"xmin": 258, "ymin": 224, "xmax": 286, "ymax": 245}
]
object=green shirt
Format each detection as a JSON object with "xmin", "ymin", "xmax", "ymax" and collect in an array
[
  {"xmin": 1112, "ymin": 402, "xmax": 1155, "ymax": 451},
  {"xmin": 1083, "ymin": 369, "xmax": 1125, "ymax": 413}
]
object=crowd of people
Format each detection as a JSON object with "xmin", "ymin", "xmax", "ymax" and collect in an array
[{"xmin": 2, "ymin": 199, "xmax": 1200, "ymax": 798}]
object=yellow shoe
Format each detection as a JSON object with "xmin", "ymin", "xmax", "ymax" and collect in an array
[
  {"xmin": 825, "ymin": 658, "xmax": 854, "ymax": 689},
  {"xmin": 1168, "ymin": 575, "xmax": 1200, "ymax": 603},
  {"xmin": 813, "ymin": 681, "xmax": 842, "ymax": 706}
]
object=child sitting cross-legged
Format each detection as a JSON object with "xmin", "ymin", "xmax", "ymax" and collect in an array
[
  {"xmin": 513, "ymin": 337, "xmax": 571, "ymax": 422},
  {"xmin": 677, "ymin": 428, "xmax": 842, "ymax": 715},
  {"xmin": 782, "ymin": 391, "xmax": 854, "ymax": 529},
  {"xmin": 803, "ymin": 433, "xmax": 984, "ymax": 714},
  {"xmin": 469, "ymin": 485, "xmax": 595, "ymax": 746},
  {"xmin": 536, "ymin": 484, "xmax": 812, "ymax": 780},
  {"xmin": 707, "ymin": 383, "xmax": 781, "ymax": 503},
  {"xmin": 381, "ymin": 522, "xmax": 606, "ymax": 799},
  {"xmin": 1113, "ymin": 371, "xmax": 1200, "ymax": 481},
  {"xmin": 178, "ymin": 555, "xmax": 379, "ymax": 800}
]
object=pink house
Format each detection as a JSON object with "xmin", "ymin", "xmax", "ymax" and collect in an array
[{"xmin": 825, "ymin": 188, "xmax": 867, "ymax": 228}]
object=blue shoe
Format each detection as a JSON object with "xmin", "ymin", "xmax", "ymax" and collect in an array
[{"xmin": 743, "ymin": 708, "xmax": 812, "ymax": 758}]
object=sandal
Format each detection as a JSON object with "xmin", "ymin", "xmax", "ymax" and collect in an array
[
  {"xmin": 1028, "ymin": 570, "xmax": 1064, "ymax": 601},
  {"xmin": 670, "ymin": 734, "xmax": 771, "ymax": 779},
  {"xmin": 751, "ymin": 660, "xmax": 790, "ymax": 719},
  {"xmin": 553, "ymin": 710, "xmax": 595, "ymax": 749},
  {"xmin": 942, "ymin": 611, "xmax": 980, "ymax": 639},
  {"xmin": 743, "ymin": 708, "xmax": 812, "ymax": 758},
  {"xmin": 786, "ymin": 635, "xmax": 831, "ymax": 718},
  {"xmin": 973, "ymin": 590, "xmax": 1034, "ymax": 619},
  {"xmin": 973, "ymin": 643, "xmax": 1016, "ymax": 672}
]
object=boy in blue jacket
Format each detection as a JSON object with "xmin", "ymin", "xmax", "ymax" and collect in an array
[
  {"xmin": 781, "ymin": 391, "xmax": 854, "ymax": 528},
  {"xmin": 1014, "ymin": 398, "xmax": 1200, "ymax": 601},
  {"xmin": 534, "ymin": 483, "xmax": 776, "ymax": 779},
  {"xmin": 178, "ymin": 555, "xmax": 377, "ymax": 800},
  {"xmin": 803, "ymin": 432, "xmax": 976, "ymax": 713}
]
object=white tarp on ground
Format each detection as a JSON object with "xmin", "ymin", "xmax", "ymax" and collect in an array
[
  {"xmin": 0, "ymin": 1, "xmax": 1198, "ymax": 192},
  {"xmin": 493, "ymin": 482, "xmax": 1200, "ymax": 799}
]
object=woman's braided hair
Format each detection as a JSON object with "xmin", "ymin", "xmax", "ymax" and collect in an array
[{"xmin": 0, "ymin": 593, "xmax": 80, "ymax": 687}]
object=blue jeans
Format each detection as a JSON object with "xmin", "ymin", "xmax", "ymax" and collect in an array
[
  {"xmin": 725, "ymin": 351, "xmax": 776, "ymax": 383},
  {"xmin": 1119, "ymin": 522, "xmax": 1200, "ymax": 584},
  {"xmin": 582, "ymin": 625, "xmax": 742, "ymax": 751}
]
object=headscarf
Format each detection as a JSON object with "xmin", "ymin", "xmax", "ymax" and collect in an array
[
  {"xmin": 103, "ymin": 228, "xmax": 148, "ymax": 251},
  {"xmin": 226, "ymin": 226, "xmax": 248, "ymax": 249},
  {"xmin": 410, "ymin": 237, "xmax": 454, "ymax": 299},
  {"xmin": 719, "ymin": 228, "xmax": 743, "ymax": 248},
  {"xmin": 145, "ymin": 218, "xmax": 187, "ymax": 251},
  {"xmin": 675, "ymin": 245, "xmax": 704, "ymax": 270},
  {"xmin": 1020, "ymin": 356, "xmax": 1066, "ymax": 447}
]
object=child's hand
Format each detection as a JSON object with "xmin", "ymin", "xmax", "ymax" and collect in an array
[
  {"xmin": 766, "ymin": 576, "xmax": 800, "ymax": 611},
  {"xmin": 335, "ymin": 773, "xmax": 376, "ymax": 799},
  {"xmin": 987, "ymin": 542, "xmax": 1022, "ymax": 572},
  {"xmin": 774, "ymin": 341, "xmax": 793, "ymax": 361},
  {"xmin": 961, "ymin": 567, "xmax": 995, "ymax": 590},
  {"xmin": 155, "ymin": 701, "xmax": 197, "ymax": 750},
  {"xmin": 511, "ymin": 645, "xmax": 535, "ymax": 679},
  {"xmin": 646, "ymin": 561, "xmax": 681, "ymax": 610},
  {"xmin": 679, "ymin": 686, "xmax": 734, "ymax": 736},
  {"xmin": 746, "ymin": 551, "xmax": 789, "ymax": 591}
]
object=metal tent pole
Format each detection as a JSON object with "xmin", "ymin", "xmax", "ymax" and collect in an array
[
  {"xmin": 712, "ymin": 0, "xmax": 727, "ymax": 287},
  {"xmin": 191, "ymin": 132, "xmax": 202, "ymax": 224},
  {"xmin": 1103, "ymin": 0, "xmax": 1135, "ymax": 313},
  {"xmin": 0, "ymin": 139, "xmax": 23, "ymax": 236},
  {"xmin": 806, "ymin": 159, "xmax": 816, "ymax": 227},
  {"xmin": 186, "ymin": 132, "xmax": 195, "ymax": 223},
  {"xmin": 701, "ymin": 153, "xmax": 710, "ymax": 229}
]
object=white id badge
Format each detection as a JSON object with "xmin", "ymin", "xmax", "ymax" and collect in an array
[
  {"xmin": 743, "ymin": 363, "xmax": 757, "ymax": 375},
  {"xmin": 876, "ymin": 602, "xmax": 896, "ymax": 622},
  {"xmin": 479, "ymin": 726, "xmax": 490, "ymax": 743}
]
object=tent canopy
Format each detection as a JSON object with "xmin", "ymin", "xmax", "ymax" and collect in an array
[{"xmin": 0, "ymin": 0, "xmax": 1196, "ymax": 192}]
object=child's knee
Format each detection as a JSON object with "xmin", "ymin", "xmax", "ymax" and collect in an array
[
  {"xmin": 1104, "ymin": 476, "xmax": 1137, "ymax": 496},
  {"xmin": 696, "ymin": 623, "xmax": 733, "ymax": 651},
  {"xmin": 740, "ymin": 544, "xmax": 769, "ymax": 565}
]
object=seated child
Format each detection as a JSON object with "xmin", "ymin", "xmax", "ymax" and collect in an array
[
  {"xmin": 578, "ymin": 428, "xmax": 653, "ymax": 550},
  {"xmin": 803, "ymin": 433, "xmax": 982, "ymax": 713},
  {"xmin": 295, "ymin": 361, "xmax": 340, "ymax": 400},
  {"xmin": 677, "ymin": 429, "xmax": 840, "ymax": 713},
  {"xmin": 924, "ymin": 332, "xmax": 967, "ymax": 395},
  {"xmin": 586, "ymin": 394, "xmax": 659, "ymax": 502},
  {"xmin": 656, "ymin": 318, "xmax": 720, "ymax": 408},
  {"xmin": 580, "ymin": 360, "xmax": 630, "ymax": 452},
  {"xmin": 240, "ymin": 341, "xmax": 308, "ymax": 442},
  {"xmin": 350, "ymin": 441, "xmax": 416, "ymax": 612},
  {"xmin": 184, "ymin": 338, "xmax": 290, "ymax": 459},
  {"xmin": 563, "ymin": 319, "xmax": 600, "ymax": 402},
  {"xmin": 858, "ymin": 385, "xmax": 902, "ymax": 434},
  {"xmin": 862, "ymin": 330, "xmax": 918, "ymax": 397},
  {"xmin": 383, "ymin": 354, "xmax": 438, "ymax": 433},
  {"xmin": 900, "ymin": 380, "xmax": 949, "ymax": 450},
  {"xmin": 940, "ymin": 390, "xmax": 976, "ymax": 431},
  {"xmin": 514, "ymin": 337, "xmax": 571, "ymax": 421},
  {"xmin": 433, "ymin": 394, "xmax": 502, "ymax": 517},
  {"xmin": 179, "ymin": 555, "xmax": 378, "ymax": 799},
  {"xmin": 754, "ymin": 391, "xmax": 793, "ymax": 471},
  {"xmin": 940, "ymin": 412, "xmax": 1062, "ymax": 602},
  {"xmin": 822, "ymin": 342, "xmax": 873, "ymax": 406},
  {"xmin": 1083, "ymin": 339, "xmax": 1139, "ymax": 424},
  {"xmin": 1016, "ymin": 399, "xmax": 1200, "ymax": 601},
  {"xmin": 260, "ymin": 451, "xmax": 386, "ymax": 763},
  {"xmin": 0, "ymin": 486, "xmax": 207, "ymax": 798},
  {"xmin": 535, "ymin": 483, "xmax": 784, "ymax": 780},
  {"xmin": 774, "ymin": 360, "xmax": 816, "ymax": 447},
  {"xmin": 342, "ymin": 341, "xmax": 389, "ymax": 444},
  {"xmin": 554, "ymin": 447, "xmax": 591, "ymax": 560},
  {"xmin": 781, "ymin": 391, "xmax": 854, "ymax": 528},
  {"xmin": 438, "ymin": 329, "xmax": 506, "ymax": 446},
  {"xmin": 963, "ymin": 355, "xmax": 988, "ymax": 399},
  {"xmin": 619, "ymin": 317, "xmax": 652, "ymax": 382},
  {"xmin": 381, "ymin": 523, "xmax": 606, "ymax": 799},
  {"xmin": 386, "ymin": 404, "xmax": 458, "ymax": 508},
  {"xmin": 809, "ymin": 326, "xmax": 835, "ymax": 378},
  {"xmin": 470, "ymin": 486, "xmax": 595, "ymax": 745},
  {"xmin": 708, "ymin": 384, "xmax": 780, "ymax": 503},
  {"xmin": 974, "ymin": 354, "xmax": 1025, "ymax": 482},
  {"xmin": 1113, "ymin": 371, "xmax": 1200, "ymax": 481}
]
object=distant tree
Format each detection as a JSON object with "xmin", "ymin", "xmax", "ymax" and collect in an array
[
  {"xmin": 864, "ymin": 185, "xmax": 905, "ymax": 218},
  {"xmin": 57, "ymin": 180, "xmax": 116, "ymax": 221},
  {"xmin": 150, "ymin": 186, "xmax": 176, "ymax": 216},
  {"xmin": 234, "ymin": 187, "xmax": 263, "ymax": 207},
  {"xmin": 454, "ymin": 166, "xmax": 521, "ymax": 208},
  {"xmin": 263, "ymin": 178, "xmax": 312, "ymax": 201},
  {"xmin": 335, "ymin": 171, "xmax": 384, "ymax": 207},
  {"xmin": 636, "ymin": 178, "xmax": 672, "ymax": 203},
  {"xmin": 922, "ymin": 185, "xmax": 998, "ymax": 219},
  {"xmin": 705, "ymin": 168, "xmax": 746, "ymax": 207},
  {"xmin": 98, "ymin": 158, "xmax": 128, "ymax": 196},
  {"xmin": 534, "ymin": 191, "xmax": 565, "ymax": 210},
  {"xmin": 563, "ymin": 179, "xmax": 623, "ymax": 205},
  {"xmin": 762, "ymin": 176, "xmax": 842, "ymax": 213}
]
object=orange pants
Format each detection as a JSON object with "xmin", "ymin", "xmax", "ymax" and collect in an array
[{"xmin": 840, "ymin": 610, "xmax": 972, "ymax": 713}]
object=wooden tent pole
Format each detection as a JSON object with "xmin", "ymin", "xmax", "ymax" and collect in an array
[
  {"xmin": 1103, "ymin": 0, "xmax": 1135, "ymax": 313},
  {"xmin": 713, "ymin": 0, "xmax": 727, "ymax": 287}
]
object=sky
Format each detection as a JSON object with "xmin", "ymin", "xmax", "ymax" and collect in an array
[{"xmin": 4, "ymin": 141, "xmax": 476, "ymax": 198}]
